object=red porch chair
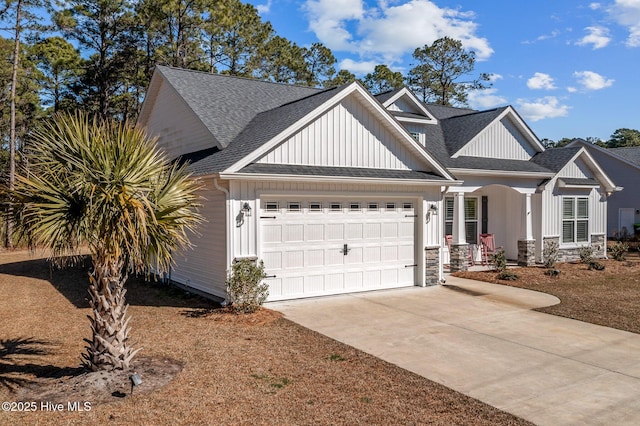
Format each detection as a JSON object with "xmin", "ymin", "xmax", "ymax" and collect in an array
[{"xmin": 479, "ymin": 233, "xmax": 498, "ymax": 266}]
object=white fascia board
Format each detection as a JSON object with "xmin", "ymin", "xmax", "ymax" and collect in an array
[
  {"xmin": 449, "ymin": 168, "xmax": 555, "ymax": 178},
  {"xmin": 566, "ymin": 147, "xmax": 617, "ymax": 193},
  {"xmin": 451, "ymin": 106, "xmax": 545, "ymax": 158},
  {"xmin": 382, "ymin": 87, "xmax": 438, "ymax": 123},
  {"xmin": 219, "ymin": 171, "xmax": 463, "ymax": 187},
  {"xmin": 396, "ymin": 116, "xmax": 436, "ymax": 124},
  {"xmin": 224, "ymin": 82, "xmax": 455, "ymax": 181}
]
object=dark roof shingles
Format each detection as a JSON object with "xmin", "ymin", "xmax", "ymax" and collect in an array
[{"xmin": 239, "ymin": 163, "xmax": 447, "ymax": 180}]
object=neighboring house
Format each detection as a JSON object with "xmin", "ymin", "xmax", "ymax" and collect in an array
[
  {"xmin": 138, "ymin": 66, "xmax": 618, "ymax": 302},
  {"xmin": 567, "ymin": 140, "xmax": 640, "ymax": 238}
]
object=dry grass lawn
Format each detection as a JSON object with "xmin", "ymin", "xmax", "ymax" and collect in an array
[
  {"xmin": 456, "ymin": 252, "xmax": 640, "ymax": 334},
  {"xmin": 0, "ymin": 250, "xmax": 530, "ymax": 426}
]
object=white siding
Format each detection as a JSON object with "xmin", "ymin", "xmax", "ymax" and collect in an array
[
  {"xmin": 557, "ymin": 158, "xmax": 592, "ymax": 179},
  {"xmin": 404, "ymin": 123, "xmax": 426, "ymax": 146},
  {"xmin": 389, "ymin": 98, "xmax": 420, "ymax": 114},
  {"xmin": 142, "ymin": 81, "xmax": 217, "ymax": 160},
  {"xmin": 455, "ymin": 117, "xmax": 538, "ymax": 160},
  {"xmin": 257, "ymin": 95, "xmax": 426, "ymax": 171},
  {"xmin": 541, "ymin": 183, "xmax": 607, "ymax": 239},
  {"xmin": 171, "ymin": 179, "xmax": 228, "ymax": 298}
]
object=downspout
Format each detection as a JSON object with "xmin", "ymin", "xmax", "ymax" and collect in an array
[{"xmin": 214, "ymin": 178, "xmax": 231, "ymax": 305}]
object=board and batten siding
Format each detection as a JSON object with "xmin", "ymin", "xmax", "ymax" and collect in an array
[
  {"xmin": 541, "ymin": 185, "xmax": 606, "ymax": 239},
  {"xmin": 171, "ymin": 179, "xmax": 228, "ymax": 299},
  {"xmin": 142, "ymin": 80, "xmax": 216, "ymax": 160},
  {"xmin": 454, "ymin": 117, "xmax": 538, "ymax": 160},
  {"xmin": 257, "ymin": 95, "xmax": 426, "ymax": 171}
]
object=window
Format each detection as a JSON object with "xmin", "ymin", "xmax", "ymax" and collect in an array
[
  {"xmin": 402, "ymin": 202, "xmax": 413, "ymax": 211},
  {"xmin": 265, "ymin": 201, "xmax": 279, "ymax": 212},
  {"xmin": 288, "ymin": 202, "xmax": 301, "ymax": 212},
  {"xmin": 368, "ymin": 202, "xmax": 379, "ymax": 211},
  {"xmin": 330, "ymin": 202, "xmax": 342, "ymax": 212},
  {"xmin": 309, "ymin": 202, "xmax": 322, "ymax": 212},
  {"xmin": 444, "ymin": 196, "xmax": 478, "ymax": 244},
  {"xmin": 386, "ymin": 202, "xmax": 396, "ymax": 210},
  {"xmin": 562, "ymin": 197, "xmax": 589, "ymax": 243},
  {"xmin": 410, "ymin": 132, "xmax": 420, "ymax": 141},
  {"xmin": 349, "ymin": 202, "xmax": 361, "ymax": 211}
]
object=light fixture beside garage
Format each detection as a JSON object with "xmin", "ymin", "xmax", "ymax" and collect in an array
[
  {"xmin": 241, "ymin": 202, "xmax": 252, "ymax": 216},
  {"xmin": 426, "ymin": 204, "xmax": 438, "ymax": 223}
]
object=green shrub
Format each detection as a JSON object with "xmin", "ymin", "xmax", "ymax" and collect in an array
[
  {"xmin": 609, "ymin": 242, "xmax": 629, "ymax": 261},
  {"xmin": 490, "ymin": 247, "xmax": 507, "ymax": 273},
  {"xmin": 578, "ymin": 245, "xmax": 594, "ymax": 264},
  {"xmin": 497, "ymin": 271, "xmax": 519, "ymax": 281},
  {"xmin": 226, "ymin": 258, "xmax": 269, "ymax": 313}
]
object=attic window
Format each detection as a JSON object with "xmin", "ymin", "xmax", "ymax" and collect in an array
[{"xmin": 410, "ymin": 132, "xmax": 420, "ymax": 141}]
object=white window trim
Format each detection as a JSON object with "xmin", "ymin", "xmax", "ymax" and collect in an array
[{"xmin": 561, "ymin": 196, "xmax": 590, "ymax": 245}]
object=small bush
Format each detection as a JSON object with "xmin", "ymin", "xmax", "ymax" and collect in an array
[
  {"xmin": 578, "ymin": 245, "xmax": 594, "ymax": 264},
  {"xmin": 588, "ymin": 261, "xmax": 605, "ymax": 271},
  {"xmin": 490, "ymin": 248, "xmax": 507, "ymax": 273},
  {"xmin": 543, "ymin": 240, "xmax": 559, "ymax": 269},
  {"xmin": 497, "ymin": 271, "xmax": 519, "ymax": 281},
  {"xmin": 609, "ymin": 242, "xmax": 629, "ymax": 261},
  {"xmin": 226, "ymin": 258, "xmax": 269, "ymax": 314},
  {"xmin": 544, "ymin": 269, "xmax": 561, "ymax": 277}
]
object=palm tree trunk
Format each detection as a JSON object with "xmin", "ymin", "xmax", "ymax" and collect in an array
[{"xmin": 82, "ymin": 256, "xmax": 140, "ymax": 371}]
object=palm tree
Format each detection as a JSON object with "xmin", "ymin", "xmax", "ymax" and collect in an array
[{"xmin": 11, "ymin": 112, "xmax": 202, "ymax": 371}]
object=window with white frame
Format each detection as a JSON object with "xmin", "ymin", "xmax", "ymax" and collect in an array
[
  {"xmin": 562, "ymin": 197, "xmax": 589, "ymax": 243},
  {"xmin": 444, "ymin": 197, "xmax": 478, "ymax": 244}
]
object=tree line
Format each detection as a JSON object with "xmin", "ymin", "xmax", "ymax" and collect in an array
[{"xmin": 543, "ymin": 128, "xmax": 640, "ymax": 149}]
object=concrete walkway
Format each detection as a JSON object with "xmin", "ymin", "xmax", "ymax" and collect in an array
[{"xmin": 268, "ymin": 277, "xmax": 640, "ymax": 425}]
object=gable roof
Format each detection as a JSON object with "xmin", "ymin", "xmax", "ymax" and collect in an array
[
  {"xmin": 376, "ymin": 87, "xmax": 437, "ymax": 123},
  {"xmin": 439, "ymin": 107, "xmax": 508, "ymax": 156},
  {"xmin": 567, "ymin": 139, "xmax": 640, "ymax": 170},
  {"xmin": 530, "ymin": 147, "xmax": 582, "ymax": 172},
  {"xmin": 149, "ymin": 66, "xmax": 321, "ymax": 148}
]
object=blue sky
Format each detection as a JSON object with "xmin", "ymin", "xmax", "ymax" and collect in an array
[{"xmin": 247, "ymin": 0, "xmax": 640, "ymax": 142}]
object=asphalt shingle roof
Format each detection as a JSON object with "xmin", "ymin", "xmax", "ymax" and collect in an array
[
  {"xmin": 157, "ymin": 66, "xmax": 320, "ymax": 148},
  {"xmin": 609, "ymin": 146, "xmax": 640, "ymax": 166},
  {"xmin": 439, "ymin": 108, "xmax": 508, "ymax": 156},
  {"xmin": 530, "ymin": 147, "xmax": 581, "ymax": 172}
]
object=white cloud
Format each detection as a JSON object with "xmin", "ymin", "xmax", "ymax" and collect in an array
[
  {"xmin": 488, "ymin": 73, "xmax": 503, "ymax": 82},
  {"xmin": 576, "ymin": 26, "xmax": 611, "ymax": 49},
  {"xmin": 467, "ymin": 88, "xmax": 508, "ymax": 110},
  {"xmin": 523, "ymin": 30, "xmax": 561, "ymax": 44},
  {"xmin": 255, "ymin": 0, "xmax": 272, "ymax": 14},
  {"xmin": 608, "ymin": 0, "xmax": 640, "ymax": 47},
  {"xmin": 573, "ymin": 70, "xmax": 614, "ymax": 90},
  {"xmin": 338, "ymin": 58, "xmax": 378, "ymax": 74},
  {"xmin": 567, "ymin": 86, "xmax": 577, "ymax": 93},
  {"xmin": 527, "ymin": 72, "xmax": 557, "ymax": 90},
  {"xmin": 589, "ymin": 2, "xmax": 602, "ymax": 10},
  {"xmin": 304, "ymin": 0, "xmax": 364, "ymax": 51},
  {"xmin": 516, "ymin": 97, "xmax": 570, "ymax": 122},
  {"xmin": 304, "ymin": 0, "xmax": 493, "ymax": 65}
]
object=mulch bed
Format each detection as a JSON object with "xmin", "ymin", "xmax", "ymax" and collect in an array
[
  {"xmin": 0, "ymin": 250, "xmax": 530, "ymax": 425},
  {"xmin": 454, "ymin": 252, "xmax": 640, "ymax": 334}
]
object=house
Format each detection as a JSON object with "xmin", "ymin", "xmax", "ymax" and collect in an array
[
  {"xmin": 567, "ymin": 140, "xmax": 639, "ymax": 238},
  {"xmin": 138, "ymin": 66, "xmax": 618, "ymax": 302}
]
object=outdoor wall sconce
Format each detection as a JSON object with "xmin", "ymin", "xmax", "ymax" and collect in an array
[
  {"xmin": 129, "ymin": 373, "xmax": 142, "ymax": 395},
  {"xmin": 426, "ymin": 204, "xmax": 438, "ymax": 223},
  {"xmin": 241, "ymin": 202, "xmax": 252, "ymax": 217}
]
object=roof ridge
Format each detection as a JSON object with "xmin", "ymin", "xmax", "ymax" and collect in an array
[{"xmin": 156, "ymin": 65, "xmax": 324, "ymax": 91}]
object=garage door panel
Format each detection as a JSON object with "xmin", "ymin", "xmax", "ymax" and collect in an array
[
  {"xmin": 382, "ymin": 222, "xmax": 398, "ymax": 238},
  {"xmin": 305, "ymin": 249, "xmax": 324, "ymax": 267},
  {"xmin": 346, "ymin": 223, "xmax": 363, "ymax": 239},
  {"xmin": 261, "ymin": 197, "xmax": 418, "ymax": 301},
  {"xmin": 263, "ymin": 252, "xmax": 282, "ymax": 269},
  {"xmin": 263, "ymin": 225, "xmax": 282, "ymax": 243},
  {"xmin": 284, "ymin": 224, "xmax": 304, "ymax": 242},
  {"xmin": 326, "ymin": 223, "xmax": 344, "ymax": 240}
]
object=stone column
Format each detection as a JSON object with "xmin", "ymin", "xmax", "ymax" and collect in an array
[{"xmin": 424, "ymin": 247, "xmax": 440, "ymax": 286}]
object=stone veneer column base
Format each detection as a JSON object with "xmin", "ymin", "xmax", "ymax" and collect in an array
[
  {"xmin": 591, "ymin": 234, "xmax": 606, "ymax": 258},
  {"xmin": 543, "ymin": 235, "xmax": 607, "ymax": 263},
  {"xmin": 517, "ymin": 239, "xmax": 535, "ymax": 266},
  {"xmin": 450, "ymin": 243, "xmax": 469, "ymax": 272},
  {"xmin": 424, "ymin": 246, "xmax": 440, "ymax": 286}
]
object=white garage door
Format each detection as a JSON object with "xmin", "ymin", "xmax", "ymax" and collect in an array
[{"xmin": 260, "ymin": 198, "xmax": 417, "ymax": 301}]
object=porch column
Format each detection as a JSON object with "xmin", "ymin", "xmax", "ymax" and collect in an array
[
  {"xmin": 450, "ymin": 192, "xmax": 469, "ymax": 272},
  {"xmin": 518, "ymin": 192, "xmax": 535, "ymax": 266}
]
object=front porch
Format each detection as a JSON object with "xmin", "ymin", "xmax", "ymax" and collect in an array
[{"xmin": 443, "ymin": 185, "xmax": 538, "ymax": 272}]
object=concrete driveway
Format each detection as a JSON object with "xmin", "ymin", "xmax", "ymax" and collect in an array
[{"xmin": 268, "ymin": 276, "xmax": 640, "ymax": 425}]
